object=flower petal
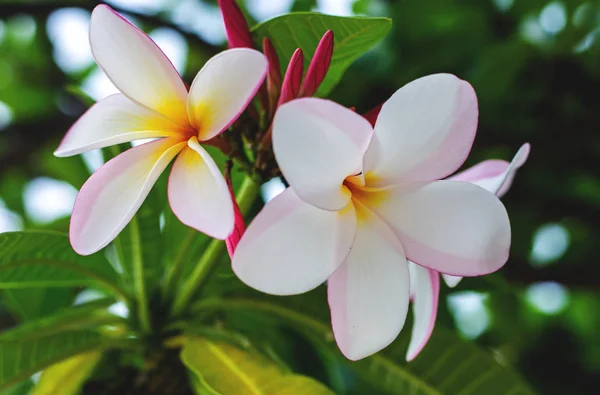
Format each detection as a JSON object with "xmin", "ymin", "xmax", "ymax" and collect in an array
[
  {"xmin": 449, "ymin": 144, "xmax": 530, "ymax": 198},
  {"xmin": 233, "ymin": 188, "xmax": 356, "ymax": 295},
  {"xmin": 328, "ymin": 202, "xmax": 409, "ymax": 361},
  {"xmin": 70, "ymin": 138, "xmax": 186, "ymax": 255},
  {"xmin": 188, "ymin": 48, "xmax": 268, "ymax": 141},
  {"xmin": 360, "ymin": 180, "xmax": 511, "ymax": 276},
  {"xmin": 168, "ymin": 138, "xmax": 234, "ymax": 240},
  {"xmin": 442, "ymin": 274, "xmax": 462, "ymax": 288},
  {"xmin": 55, "ymin": 94, "xmax": 184, "ymax": 157},
  {"xmin": 363, "ymin": 74, "xmax": 478, "ymax": 186},
  {"xmin": 406, "ymin": 262, "xmax": 439, "ymax": 361},
  {"xmin": 89, "ymin": 5, "xmax": 188, "ymax": 125},
  {"xmin": 273, "ymin": 98, "xmax": 373, "ymax": 211}
]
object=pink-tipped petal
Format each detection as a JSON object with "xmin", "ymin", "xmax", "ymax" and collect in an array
[
  {"xmin": 55, "ymin": 94, "xmax": 184, "ymax": 157},
  {"xmin": 449, "ymin": 144, "xmax": 530, "ymax": 198},
  {"xmin": 328, "ymin": 203, "xmax": 410, "ymax": 361},
  {"xmin": 217, "ymin": 0, "xmax": 254, "ymax": 49},
  {"xmin": 89, "ymin": 5, "xmax": 188, "ymax": 125},
  {"xmin": 361, "ymin": 180, "xmax": 511, "ymax": 276},
  {"xmin": 362, "ymin": 103, "xmax": 382, "ymax": 127},
  {"xmin": 442, "ymin": 274, "xmax": 462, "ymax": 288},
  {"xmin": 406, "ymin": 262, "xmax": 439, "ymax": 361},
  {"xmin": 225, "ymin": 168, "xmax": 246, "ymax": 258},
  {"xmin": 364, "ymin": 74, "xmax": 478, "ymax": 186},
  {"xmin": 273, "ymin": 98, "xmax": 373, "ymax": 211},
  {"xmin": 277, "ymin": 49, "xmax": 304, "ymax": 106},
  {"xmin": 71, "ymin": 138, "xmax": 186, "ymax": 255},
  {"xmin": 233, "ymin": 188, "xmax": 356, "ymax": 295},
  {"xmin": 300, "ymin": 30, "xmax": 334, "ymax": 97},
  {"xmin": 187, "ymin": 48, "xmax": 268, "ymax": 141},
  {"xmin": 168, "ymin": 138, "xmax": 234, "ymax": 240}
]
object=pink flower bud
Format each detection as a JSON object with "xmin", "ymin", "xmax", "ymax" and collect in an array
[
  {"xmin": 300, "ymin": 30, "xmax": 334, "ymax": 97},
  {"xmin": 278, "ymin": 48, "xmax": 304, "ymax": 106},
  {"xmin": 218, "ymin": 0, "xmax": 254, "ymax": 49}
]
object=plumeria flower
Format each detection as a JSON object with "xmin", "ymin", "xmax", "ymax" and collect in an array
[
  {"xmin": 54, "ymin": 5, "xmax": 268, "ymax": 255},
  {"xmin": 406, "ymin": 143, "xmax": 530, "ymax": 361},
  {"xmin": 233, "ymin": 73, "xmax": 512, "ymax": 360}
]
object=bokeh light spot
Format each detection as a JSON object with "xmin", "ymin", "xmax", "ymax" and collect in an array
[
  {"xmin": 448, "ymin": 291, "xmax": 491, "ymax": 339},
  {"xmin": 539, "ymin": 1, "xmax": 567, "ymax": 35},
  {"xmin": 526, "ymin": 282, "xmax": 570, "ymax": 315},
  {"xmin": 23, "ymin": 177, "xmax": 78, "ymax": 224},
  {"xmin": 530, "ymin": 223, "xmax": 570, "ymax": 266}
]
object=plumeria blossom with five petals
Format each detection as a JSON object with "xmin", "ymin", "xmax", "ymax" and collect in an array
[
  {"xmin": 233, "ymin": 73, "xmax": 513, "ymax": 360},
  {"xmin": 406, "ymin": 143, "xmax": 530, "ymax": 361},
  {"xmin": 54, "ymin": 5, "xmax": 268, "ymax": 255}
]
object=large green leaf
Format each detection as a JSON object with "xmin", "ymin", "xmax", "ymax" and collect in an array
[
  {"xmin": 32, "ymin": 351, "xmax": 102, "ymax": 395},
  {"xmin": 194, "ymin": 297, "xmax": 535, "ymax": 395},
  {"xmin": 252, "ymin": 12, "xmax": 392, "ymax": 95},
  {"xmin": 181, "ymin": 337, "xmax": 334, "ymax": 395},
  {"xmin": 0, "ymin": 232, "xmax": 125, "ymax": 298},
  {"xmin": 0, "ymin": 298, "xmax": 119, "ymax": 341},
  {"xmin": 353, "ymin": 326, "xmax": 537, "ymax": 395},
  {"xmin": 2, "ymin": 288, "xmax": 75, "ymax": 321},
  {"xmin": 0, "ymin": 330, "xmax": 103, "ymax": 390}
]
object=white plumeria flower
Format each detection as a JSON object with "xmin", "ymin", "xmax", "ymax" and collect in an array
[
  {"xmin": 406, "ymin": 143, "xmax": 530, "ymax": 362},
  {"xmin": 55, "ymin": 5, "xmax": 268, "ymax": 255},
  {"xmin": 233, "ymin": 73, "xmax": 512, "ymax": 360}
]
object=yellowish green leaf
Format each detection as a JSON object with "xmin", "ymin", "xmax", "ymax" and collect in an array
[
  {"xmin": 32, "ymin": 351, "xmax": 102, "ymax": 395},
  {"xmin": 181, "ymin": 338, "xmax": 333, "ymax": 395}
]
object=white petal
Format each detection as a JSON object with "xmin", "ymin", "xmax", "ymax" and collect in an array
[
  {"xmin": 188, "ymin": 48, "xmax": 268, "ymax": 141},
  {"xmin": 406, "ymin": 262, "xmax": 439, "ymax": 361},
  {"xmin": 364, "ymin": 74, "xmax": 478, "ymax": 186},
  {"xmin": 449, "ymin": 143, "xmax": 530, "ymax": 197},
  {"xmin": 168, "ymin": 137, "xmax": 234, "ymax": 239},
  {"xmin": 55, "ymin": 94, "xmax": 184, "ymax": 157},
  {"xmin": 328, "ymin": 203, "xmax": 410, "ymax": 361},
  {"xmin": 360, "ymin": 180, "xmax": 511, "ymax": 276},
  {"xmin": 233, "ymin": 188, "xmax": 356, "ymax": 295},
  {"xmin": 442, "ymin": 274, "xmax": 462, "ymax": 288},
  {"xmin": 273, "ymin": 98, "xmax": 373, "ymax": 211},
  {"xmin": 89, "ymin": 5, "xmax": 188, "ymax": 125},
  {"xmin": 70, "ymin": 138, "xmax": 186, "ymax": 255}
]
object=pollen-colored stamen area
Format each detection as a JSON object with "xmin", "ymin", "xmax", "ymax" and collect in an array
[{"xmin": 344, "ymin": 173, "xmax": 388, "ymax": 222}]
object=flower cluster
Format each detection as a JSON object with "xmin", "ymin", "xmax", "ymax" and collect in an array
[{"xmin": 56, "ymin": 3, "xmax": 529, "ymax": 361}]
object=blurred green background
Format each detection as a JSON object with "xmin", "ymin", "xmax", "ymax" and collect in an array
[{"xmin": 0, "ymin": 0, "xmax": 599, "ymax": 394}]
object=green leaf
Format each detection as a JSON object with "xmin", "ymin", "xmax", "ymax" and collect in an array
[
  {"xmin": 0, "ymin": 298, "xmax": 119, "ymax": 341},
  {"xmin": 195, "ymin": 298, "xmax": 535, "ymax": 395},
  {"xmin": 32, "ymin": 351, "xmax": 102, "ymax": 395},
  {"xmin": 251, "ymin": 12, "xmax": 391, "ymax": 95},
  {"xmin": 0, "ymin": 330, "xmax": 103, "ymax": 390},
  {"xmin": 0, "ymin": 380, "xmax": 33, "ymax": 395},
  {"xmin": 0, "ymin": 231, "xmax": 126, "ymax": 299},
  {"xmin": 181, "ymin": 337, "xmax": 334, "ymax": 395},
  {"xmin": 365, "ymin": 327, "xmax": 537, "ymax": 395},
  {"xmin": 2, "ymin": 288, "xmax": 75, "ymax": 321}
]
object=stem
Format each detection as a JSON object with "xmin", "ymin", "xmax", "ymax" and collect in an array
[
  {"xmin": 169, "ymin": 176, "xmax": 261, "ymax": 317},
  {"xmin": 162, "ymin": 228, "xmax": 197, "ymax": 301},
  {"xmin": 170, "ymin": 239, "xmax": 224, "ymax": 317},
  {"xmin": 130, "ymin": 217, "xmax": 152, "ymax": 333}
]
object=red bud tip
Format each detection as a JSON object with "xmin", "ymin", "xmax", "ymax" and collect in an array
[
  {"xmin": 218, "ymin": 0, "xmax": 254, "ymax": 49},
  {"xmin": 278, "ymin": 48, "xmax": 304, "ymax": 106},
  {"xmin": 224, "ymin": 166, "xmax": 246, "ymax": 258},
  {"xmin": 300, "ymin": 30, "xmax": 334, "ymax": 97}
]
